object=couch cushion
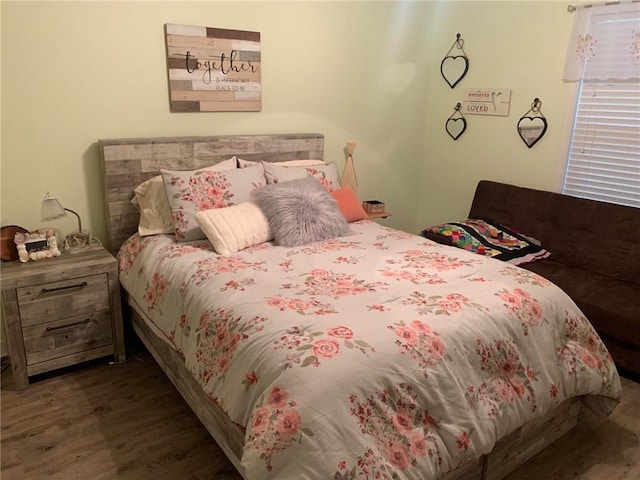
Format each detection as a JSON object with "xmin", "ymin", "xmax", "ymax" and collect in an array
[{"xmin": 523, "ymin": 260, "xmax": 640, "ymax": 348}]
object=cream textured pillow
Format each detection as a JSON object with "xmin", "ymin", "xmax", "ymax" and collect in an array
[
  {"xmin": 132, "ymin": 157, "xmax": 237, "ymax": 236},
  {"xmin": 195, "ymin": 202, "xmax": 272, "ymax": 255}
]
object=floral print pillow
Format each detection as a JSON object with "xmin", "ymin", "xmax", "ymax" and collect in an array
[
  {"xmin": 161, "ymin": 162, "xmax": 266, "ymax": 242},
  {"xmin": 133, "ymin": 157, "xmax": 237, "ymax": 237},
  {"xmin": 263, "ymin": 162, "xmax": 341, "ymax": 192}
]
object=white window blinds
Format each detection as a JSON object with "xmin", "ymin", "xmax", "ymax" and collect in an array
[
  {"xmin": 562, "ymin": 1, "xmax": 640, "ymax": 207},
  {"xmin": 563, "ymin": 83, "xmax": 640, "ymax": 206}
]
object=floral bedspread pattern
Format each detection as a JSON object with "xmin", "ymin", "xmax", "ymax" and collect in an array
[{"xmin": 118, "ymin": 221, "xmax": 621, "ymax": 480}]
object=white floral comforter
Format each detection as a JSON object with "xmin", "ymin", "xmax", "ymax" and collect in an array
[{"xmin": 118, "ymin": 221, "xmax": 621, "ymax": 480}]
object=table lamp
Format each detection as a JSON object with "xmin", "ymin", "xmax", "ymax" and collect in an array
[{"xmin": 41, "ymin": 192, "xmax": 90, "ymax": 253}]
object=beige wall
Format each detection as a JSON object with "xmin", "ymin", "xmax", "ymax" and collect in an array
[
  {"xmin": 1, "ymin": 0, "xmax": 432, "ymax": 241},
  {"xmin": 418, "ymin": 0, "xmax": 576, "ymax": 229},
  {"xmin": 1, "ymin": 0, "xmax": 576, "ymax": 244}
]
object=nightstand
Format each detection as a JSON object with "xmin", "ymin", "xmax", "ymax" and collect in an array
[
  {"xmin": 1, "ymin": 246, "xmax": 125, "ymax": 389},
  {"xmin": 367, "ymin": 211, "xmax": 391, "ymax": 219}
]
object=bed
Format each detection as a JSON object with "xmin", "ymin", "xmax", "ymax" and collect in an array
[{"xmin": 99, "ymin": 133, "xmax": 622, "ymax": 480}]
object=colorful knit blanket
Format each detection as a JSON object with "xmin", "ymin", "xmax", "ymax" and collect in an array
[{"xmin": 421, "ymin": 218, "xmax": 550, "ymax": 266}]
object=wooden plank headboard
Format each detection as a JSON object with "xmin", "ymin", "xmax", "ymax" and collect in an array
[{"xmin": 99, "ymin": 133, "xmax": 325, "ymax": 253}]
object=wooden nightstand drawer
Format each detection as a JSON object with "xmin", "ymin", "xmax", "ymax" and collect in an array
[
  {"xmin": 17, "ymin": 273, "xmax": 109, "ymax": 327},
  {"xmin": 22, "ymin": 310, "xmax": 113, "ymax": 366}
]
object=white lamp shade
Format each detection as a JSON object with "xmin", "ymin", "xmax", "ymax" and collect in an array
[
  {"xmin": 41, "ymin": 193, "xmax": 67, "ymax": 222},
  {"xmin": 40, "ymin": 192, "xmax": 90, "ymax": 252}
]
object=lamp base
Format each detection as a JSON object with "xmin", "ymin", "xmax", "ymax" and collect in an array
[{"xmin": 64, "ymin": 230, "xmax": 91, "ymax": 253}]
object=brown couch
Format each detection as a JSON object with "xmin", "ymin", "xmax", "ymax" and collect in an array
[{"xmin": 427, "ymin": 180, "xmax": 640, "ymax": 376}]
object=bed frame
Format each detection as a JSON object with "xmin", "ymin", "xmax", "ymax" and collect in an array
[{"xmin": 98, "ymin": 133, "xmax": 582, "ymax": 480}]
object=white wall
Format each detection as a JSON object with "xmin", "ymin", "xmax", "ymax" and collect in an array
[{"xmin": 419, "ymin": 0, "xmax": 576, "ymax": 228}]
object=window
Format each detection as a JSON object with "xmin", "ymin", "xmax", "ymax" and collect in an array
[{"xmin": 562, "ymin": 1, "xmax": 640, "ymax": 208}]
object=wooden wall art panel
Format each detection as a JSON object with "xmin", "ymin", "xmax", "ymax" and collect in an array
[{"xmin": 165, "ymin": 24, "xmax": 262, "ymax": 112}]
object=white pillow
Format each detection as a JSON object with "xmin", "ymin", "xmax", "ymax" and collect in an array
[
  {"xmin": 263, "ymin": 162, "xmax": 342, "ymax": 192},
  {"xmin": 238, "ymin": 158, "xmax": 326, "ymax": 168},
  {"xmin": 132, "ymin": 157, "xmax": 237, "ymax": 236},
  {"xmin": 195, "ymin": 202, "xmax": 272, "ymax": 255},
  {"xmin": 131, "ymin": 176, "xmax": 174, "ymax": 236}
]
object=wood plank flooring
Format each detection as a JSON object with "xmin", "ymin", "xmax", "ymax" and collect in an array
[{"xmin": 2, "ymin": 341, "xmax": 639, "ymax": 480}]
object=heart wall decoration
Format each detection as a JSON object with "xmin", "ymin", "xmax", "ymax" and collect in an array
[
  {"xmin": 441, "ymin": 33, "xmax": 469, "ymax": 89},
  {"xmin": 446, "ymin": 103, "xmax": 467, "ymax": 141},
  {"xmin": 517, "ymin": 98, "xmax": 548, "ymax": 148}
]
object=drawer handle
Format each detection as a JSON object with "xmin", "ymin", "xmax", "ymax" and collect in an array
[
  {"xmin": 45, "ymin": 318, "xmax": 91, "ymax": 332},
  {"xmin": 41, "ymin": 281, "xmax": 88, "ymax": 294}
]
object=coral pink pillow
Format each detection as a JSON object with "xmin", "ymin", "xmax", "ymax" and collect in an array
[{"xmin": 330, "ymin": 186, "xmax": 368, "ymax": 222}]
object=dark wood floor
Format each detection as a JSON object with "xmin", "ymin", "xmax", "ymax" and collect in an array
[{"xmin": 2, "ymin": 341, "xmax": 639, "ymax": 480}]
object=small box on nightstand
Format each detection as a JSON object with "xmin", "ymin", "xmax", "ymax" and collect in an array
[{"xmin": 362, "ymin": 200, "xmax": 386, "ymax": 214}]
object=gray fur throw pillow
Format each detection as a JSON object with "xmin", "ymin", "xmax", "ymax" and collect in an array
[{"xmin": 251, "ymin": 177, "xmax": 349, "ymax": 247}]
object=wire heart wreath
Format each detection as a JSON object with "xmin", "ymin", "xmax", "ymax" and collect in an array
[
  {"xmin": 517, "ymin": 98, "xmax": 548, "ymax": 148},
  {"xmin": 440, "ymin": 33, "xmax": 469, "ymax": 89},
  {"xmin": 446, "ymin": 103, "xmax": 467, "ymax": 140}
]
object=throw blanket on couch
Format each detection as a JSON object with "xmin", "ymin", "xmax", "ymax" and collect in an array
[{"xmin": 422, "ymin": 218, "xmax": 550, "ymax": 266}]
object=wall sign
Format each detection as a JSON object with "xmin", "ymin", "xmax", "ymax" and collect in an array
[
  {"xmin": 165, "ymin": 23, "xmax": 261, "ymax": 112},
  {"xmin": 461, "ymin": 88, "xmax": 511, "ymax": 116}
]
